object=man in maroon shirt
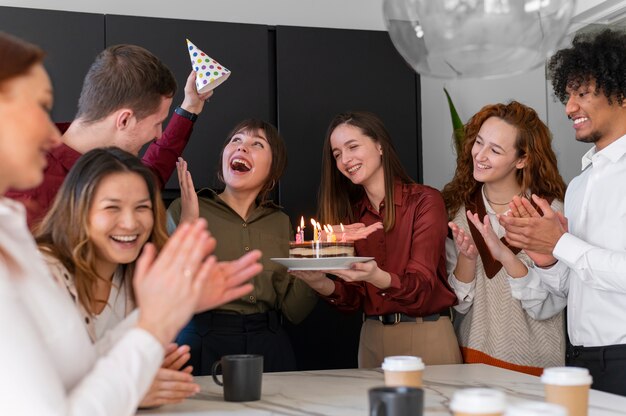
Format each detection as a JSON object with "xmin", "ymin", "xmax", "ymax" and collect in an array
[{"xmin": 5, "ymin": 44, "xmax": 212, "ymax": 229}]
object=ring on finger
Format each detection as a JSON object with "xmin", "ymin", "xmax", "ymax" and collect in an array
[{"xmin": 183, "ymin": 268, "xmax": 193, "ymax": 279}]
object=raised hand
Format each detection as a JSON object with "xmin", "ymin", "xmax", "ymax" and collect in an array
[
  {"xmin": 134, "ymin": 219, "xmax": 217, "ymax": 346},
  {"xmin": 195, "ymin": 250, "xmax": 261, "ymax": 312},
  {"xmin": 465, "ymin": 210, "xmax": 511, "ymax": 262},
  {"xmin": 499, "ymin": 195, "xmax": 566, "ymax": 256},
  {"xmin": 448, "ymin": 221, "xmax": 478, "ymax": 260},
  {"xmin": 333, "ymin": 222, "xmax": 383, "ymax": 241},
  {"xmin": 180, "ymin": 70, "xmax": 213, "ymax": 115},
  {"xmin": 176, "ymin": 157, "xmax": 199, "ymax": 224}
]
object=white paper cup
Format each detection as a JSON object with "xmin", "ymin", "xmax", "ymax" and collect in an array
[
  {"xmin": 505, "ymin": 401, "xmax": 567, "ymax": 416},
  {"xmin": 541, "ymin": 367, "xmax": 592, "ymax": 416},
  {"xmin": 382, "ymin": 356, "xmax": 425, "ymax": 388},
  {"xmin": 450, "ymin": 388, "xmax": 506, "ymax": 416}
]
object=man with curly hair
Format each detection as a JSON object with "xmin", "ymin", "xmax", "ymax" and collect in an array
[{"xmin": 499, "ymin": 28, "xmax": 626, "ymax": 396}]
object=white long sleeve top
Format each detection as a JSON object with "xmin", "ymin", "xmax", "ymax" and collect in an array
[
  {"xmin": 0, "ymin": 198, "xmax": 163, "ymax": 415},
  {"xmin": 447, "ymin": 190, "xmax": 567, "ymax": 320},
  {"xmin": 513, "ymin": 134, "xmax": 626, "ymax": 347}
]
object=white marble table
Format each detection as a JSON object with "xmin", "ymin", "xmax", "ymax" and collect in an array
[{"xmin": 138, "ymin": 364, "xmax": 626, "ymax": 415}]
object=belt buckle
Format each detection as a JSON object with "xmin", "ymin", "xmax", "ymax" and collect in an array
[{"xmin": 379, "ymin": 313, "xmax": 401, "ymax": 325}]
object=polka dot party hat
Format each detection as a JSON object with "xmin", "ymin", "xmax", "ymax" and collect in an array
[{"xmin": 186, "ymin": 38, "xmax": 231, "ymax": 93}]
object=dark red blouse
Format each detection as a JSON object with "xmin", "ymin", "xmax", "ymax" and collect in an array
[{"xmin": 322, "ymin": 181, "xmax": 457, "ymax": 316}]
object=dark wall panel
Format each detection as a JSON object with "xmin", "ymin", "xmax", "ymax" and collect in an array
[
  {"xmin": 276, "ymin": 26, "xmax": 420, "ymax": 371},
  {"xmin": 106, "ymin": 15, "xmax": 272, "ymax": 191},
  {"xmin": 0, "ymin": 6, "xmax": 104, "ymax": 122},
  {"xmin": 276, "ymin": 25, "xmax": 420, "ymax": 222}
]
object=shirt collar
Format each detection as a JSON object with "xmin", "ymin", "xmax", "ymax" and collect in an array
[
  {"xmin": 49, "ymin": 143, "xmax": 82, "ymax": 173},
  {"xmin": 197, "ymin": 188, "xmax": 280, "ymax": 220},
  {"xmin": 582, "ymin": 133, "xmax": 626, "ymax": 171},
  {"xmin": 356, "ymin": 179, "xmax": 404, "ymax": 217}
]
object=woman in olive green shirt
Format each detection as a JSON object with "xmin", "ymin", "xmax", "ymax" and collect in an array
[{"xmin": 167, "ymin": 119, "xmax": 317, "ymax": 374}]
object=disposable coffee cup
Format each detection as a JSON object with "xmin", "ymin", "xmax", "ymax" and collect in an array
[
  {"xmin": 504, "ymin": 401, "xmax": 567, "ymax": 416},
  {"xmin": 450, "ymin": 388, "xmax": 506, "ymax": 416},
  {"xmin": 382, "ymin": 356, "xmax": 425, "ymax": 388},
  {"xmin": 541, "ymin": 367, "xmax": 592, "ymax": 416}
]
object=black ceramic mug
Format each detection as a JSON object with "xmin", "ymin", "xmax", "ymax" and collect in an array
[
  {"xmin": 369, "ymin": 386, "xmax": 424, "ymax": 416},
  {"xmin": 211, "ymin": 354, "xmax": 263, "ymax": 402}
]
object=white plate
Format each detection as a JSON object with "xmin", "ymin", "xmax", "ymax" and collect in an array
[{"xmin": 270, "ymin": 257, "xmax": 375, "ymax": 271}]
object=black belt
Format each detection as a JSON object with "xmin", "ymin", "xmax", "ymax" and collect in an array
[
  {"xmin": 365, "ymin": 309, "xmax": 450, "ymax": 326},
  {"xmin": 567, "ymin": 343, "xmax": 626, "ymax": 361}
]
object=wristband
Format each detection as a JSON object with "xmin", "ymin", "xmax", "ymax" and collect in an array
[{"xmin": 174, "ymin": 106, "xmax": 198, "ymax": 122}]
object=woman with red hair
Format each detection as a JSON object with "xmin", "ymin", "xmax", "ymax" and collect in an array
[{"xmin": 442, "ymin": 101, "xmax": 567, "ymax": 375}]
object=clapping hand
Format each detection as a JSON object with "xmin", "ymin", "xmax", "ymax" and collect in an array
[
  {"xmin": 139, "ymin": 343, "xmax": 198, "ymax": 408},
  {"xmin": 176, "ymin": 157, "xmax": 199, "ymax": 224},
  {"xmin": 500, "ymin": 195, "xmax": 567, "ymax": 266},
  {"xmin": 448, "ymin": 221, "xmax": 478, "ymax": 260}
]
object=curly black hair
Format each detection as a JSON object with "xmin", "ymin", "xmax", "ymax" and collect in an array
[{"xmin": 548, "ymin": 29, "xmax": 626, "ymax": 106}]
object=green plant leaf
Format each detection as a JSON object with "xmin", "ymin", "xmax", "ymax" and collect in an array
[{"xmin": 444, "ymin": 87, "xmax": 465, "ymax": 155}]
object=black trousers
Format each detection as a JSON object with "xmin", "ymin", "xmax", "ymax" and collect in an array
[
  {"xmin": 176, "ymin": 310, "xmax": 297, "ymax": 376},
  {"xmin": 566, "ymin": 342, "xmax": 626, "ymax": 396}
]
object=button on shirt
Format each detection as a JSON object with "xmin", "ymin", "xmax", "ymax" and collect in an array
[{"xmin": 522, "ymin": 134, "xmax": 626, "ymax": 347}]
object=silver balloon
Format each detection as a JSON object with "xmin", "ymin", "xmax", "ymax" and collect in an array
[{"xmin": 383, "ymin": 0, "xmax": 576, "ymax": 79}]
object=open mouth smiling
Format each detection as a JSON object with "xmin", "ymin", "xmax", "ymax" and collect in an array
[
  {"xmin": 231, "ymin": 158, "xmax": 251, "ymax": 172},
  {"xmin": 110, "ymin": 235, "xmax": 139, "ymax": 243}
]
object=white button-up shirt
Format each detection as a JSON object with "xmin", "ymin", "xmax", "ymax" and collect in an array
[{"xmin": 515, "ymin": 134, "xmax": 626, "ymax": 347}]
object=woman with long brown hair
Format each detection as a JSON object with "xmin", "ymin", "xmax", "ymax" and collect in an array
[
  {"xmin": 293, "ymin": 111, "xmax": 461, "ymax": 367},
  {"xmin": 36, "ymin": 147, "xmax": 201, "ymax": 408},
  {"xmin": 442, "ymin": 101, "xmax": 567, "ymax": 375}
]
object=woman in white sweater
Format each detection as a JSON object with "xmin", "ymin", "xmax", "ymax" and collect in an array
[
  {"xmin": 441, "ymin": 101, "xmax": 568, "ymax": 375},
  {"xmin": 35, "ymin": 147, "xmax": 204, "ymax": 407},
  {"xmin": 0, "ymin": 32, "xmax": 260, "ymax": 415}
]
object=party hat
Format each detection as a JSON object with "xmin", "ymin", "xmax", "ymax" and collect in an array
[{"xmin": 186, "ymin": 39, "xmax": 231, "ymax": 93}]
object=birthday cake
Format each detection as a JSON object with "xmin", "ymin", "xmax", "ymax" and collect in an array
[{"xmin": 289, "ymin": 241, "xmax": 355, "ymax": 258}]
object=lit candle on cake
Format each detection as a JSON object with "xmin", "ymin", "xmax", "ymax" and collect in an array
[
  {"xmin": 328, "ymin": 225, "xmax": 337, "ymax": 242},
  {"xmin": 340, "ymin": 223, "xmax": 346, "ymax": 242},
  {"xmin": 311, "ymin": 218, "xmax": 318, "ymax": 241},
  {"xmin": 323, "ymin": 225, "xmax": 331, "ymax": 242},
  {"xmin": 296, "ymin": 226, "xmax": 302, "ymax": 243},
  {"xmin": 299, "ymin": 216, "xmax": 305, "ymax": 243}
]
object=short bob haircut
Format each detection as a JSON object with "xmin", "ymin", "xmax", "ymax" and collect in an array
[{"xmin": 216, "ymin": 119, "xmax": 288, "ymax": 204}]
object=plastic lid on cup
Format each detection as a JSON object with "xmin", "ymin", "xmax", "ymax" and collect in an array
[
  {"xmin": 505, "ymin": 401, "xmax": 567, "ymax": 416},
  {"xmin": 540, "ymin": 367, "xmax": 592, "ymax": 386},
  {"xmin": 381, "ymin": 356, "xmax": 425, "ymax": 371},
  {"xmin": 450, "ymin": 388, "xmax": 507, "ymax": 413}
]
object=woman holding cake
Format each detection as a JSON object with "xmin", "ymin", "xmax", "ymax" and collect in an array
[
  {"xmin": 168, "ymin": 119, "xmax": 318, "ymax": 374},
  {"xmin": 292, "ymin": 111, "xmax": 462, "ymax": 367},
  {"xmin": 441, "ymin": 101, "xmax": 567, "ymax": 375}
]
